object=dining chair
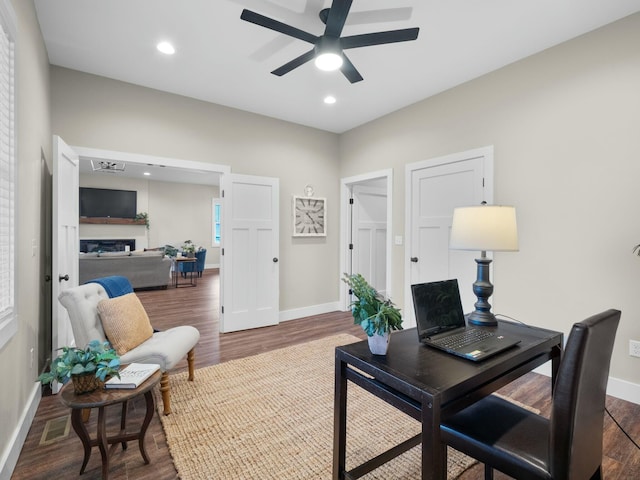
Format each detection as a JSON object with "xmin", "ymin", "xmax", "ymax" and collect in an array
[
  {"xmin": 441, "ymin": 309, "xmax": 621, "ymax": 480},
  {"xmin": 178, "ymin": 249, "xmax": 207, "ymax": 278}
]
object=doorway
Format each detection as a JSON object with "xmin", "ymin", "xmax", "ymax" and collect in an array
[
  {"xmin": 39, "ymin": 150, "xmax": 52, "ymax": 373},
  {"xmin": 339, "ymin": 169, "xmax": 393, "ymax": 311}
]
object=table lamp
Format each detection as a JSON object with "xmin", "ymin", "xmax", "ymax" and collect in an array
[{"xmin": 449, "ymin": 204, "xmax": 518, "ymax": 326}]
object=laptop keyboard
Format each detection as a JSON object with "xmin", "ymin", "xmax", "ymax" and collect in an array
[{"xmin": 431, "ymin": 328, "xmax": 494, "ymax": 349}]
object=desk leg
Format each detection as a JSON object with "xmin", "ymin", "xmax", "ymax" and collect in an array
[
  {"xmin": 551, "ymin": 343, "xmax": 562, "ymax": 393},
  {"xmin": 421, "ymin": 394, "xmax": 445, "ymax": 480},
  {"xmin": 70, "ymin": 408, "xmax": 93, "ymax": 475},
  {"xmin": 97, "ymin": 406, "xmax": 110, "ymax": 480},
  {"xmin": 120, "ymin": 400, "xmax": 128, "ymax": 450},
  {"xmin": 332, "ymin": 356, "xmax": 347, "ymax": 480},
  {"xmin": 138, "ymin": 390, "xmax": 156, "ymax": 464}
]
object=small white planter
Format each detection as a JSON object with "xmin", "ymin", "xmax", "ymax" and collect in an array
[{"xmin": 367, "ymin": 331, "xmax": 390, "ymax": 355}]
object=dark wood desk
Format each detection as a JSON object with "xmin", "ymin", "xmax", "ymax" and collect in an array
[
  {"xmin": 60, "ymin": 370, "xmax": 162, "ymax": 480},
  {"xmin": 333, "ymin": 322, "xmax": 563, "ymax": 480}
]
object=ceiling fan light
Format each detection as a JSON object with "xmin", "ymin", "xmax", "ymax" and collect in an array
[{"xmin": 315, "ymin": 52, "xmax": 343, "ymax": 71}]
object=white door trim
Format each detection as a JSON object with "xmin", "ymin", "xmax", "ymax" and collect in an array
[
  {"xmin": 340, "ymin": 169, "xmax": 393, "ymax": 311},
  {"xmin": 404, "ymin": 146, "xmax": 494, "ymax": 323},
  {"xmin": 71, "ymin": 146, "xmax": 231, "ymax": 177}
]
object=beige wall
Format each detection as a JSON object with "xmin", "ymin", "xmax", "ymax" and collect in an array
[
  {"xmin": 0, "ymin": 0, "xmax": 51, "ymax": 472},
  {"xmin": 51, "ymin": 67, "xmax": 341, "ymax": 311},
  {"xmin": 79, "ymin": 174, "xmax": 221, "ymax": 264},
  {"xmin": 339, "ymin": 13, "xmax": 640, "ymax": 386},
  {"xmin": 3, "ymin": 5, "xmax": 640, "ymax": 475}
]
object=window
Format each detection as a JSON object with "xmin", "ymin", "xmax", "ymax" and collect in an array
[
  {"xmin": 212, "ymin": 198, "xmax": 221, "ymax": 246},
  {"xmin": 0, "ymin": 0, "xmax": 16, "ymax": 351}
]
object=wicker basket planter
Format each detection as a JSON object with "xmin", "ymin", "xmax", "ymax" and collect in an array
[{"xmin": 71, "ymin": 373, "xmax": 105, "ymax": 394}]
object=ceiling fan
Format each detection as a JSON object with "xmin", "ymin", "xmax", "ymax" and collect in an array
[{"xmin": 240, "ymin": 0, "xmax": 419, "ymax": 83}]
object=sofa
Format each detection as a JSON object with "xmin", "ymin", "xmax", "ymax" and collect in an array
[{"xmin": 79, "ymin": 250, "xmax": 172, "ymax": 289}]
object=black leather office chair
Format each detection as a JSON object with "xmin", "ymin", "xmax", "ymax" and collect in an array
[{"xmin": 441, "ymin": 309, "xmax": 621, "ymax": 480}]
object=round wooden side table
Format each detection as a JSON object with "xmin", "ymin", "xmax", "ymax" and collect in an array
[{"xmin": 59, "ymin": 369, "xmax": 162, "ymax": 480}]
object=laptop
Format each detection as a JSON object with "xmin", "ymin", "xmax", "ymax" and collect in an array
[{"xmin": 411, "ymin": 279, "xmax": 520, "ymax": 361}]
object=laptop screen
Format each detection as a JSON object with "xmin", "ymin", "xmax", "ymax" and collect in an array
[{"xmin": 411, "ymin": 279, "xmax": 466, "ymax": 339}]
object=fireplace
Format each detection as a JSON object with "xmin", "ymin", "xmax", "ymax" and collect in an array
[{"xmin": 80, "ymin": 239, "xmax": 136, "ymax": 253}]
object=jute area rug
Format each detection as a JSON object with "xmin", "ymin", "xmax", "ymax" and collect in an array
[{"xmin": 156, "ymin": 334, "xmax": 477, "ymax": 479}]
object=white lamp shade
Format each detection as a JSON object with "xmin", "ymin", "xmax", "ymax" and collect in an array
[{"xmin": 450, "ymin": 205, "xmax": 519, "ymax": 252}]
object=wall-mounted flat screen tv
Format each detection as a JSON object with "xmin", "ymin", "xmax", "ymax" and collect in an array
[{"xmin": 79, "ymin": 187, "xmax": 137, "ymax": 218}]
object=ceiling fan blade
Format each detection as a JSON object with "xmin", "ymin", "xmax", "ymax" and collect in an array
[
  {"xmin": 241, "ymin": 9, "xmax": 318, "ymax": 44},
  {"xmin": 340, "ymin": 53, "xmax": 363, "ymax": 84},
  {"xmin": 341, "ymin": 27, "xmax": 419, "ymax": 49},
  {"xmin": 324, "ymin": 0, "xmax": 353, "ymax": 38},
  {"xmin": 271, "ymin": 49, "xmax": 316, "ymax": 77},
  {"xmin": 347, "ymin": 8, "xmax": 413, "ymax": 26}
]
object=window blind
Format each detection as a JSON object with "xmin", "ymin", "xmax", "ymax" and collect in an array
[{"xmin": 0, "ymin": 0, "xmax": 16, "ymax": 350}]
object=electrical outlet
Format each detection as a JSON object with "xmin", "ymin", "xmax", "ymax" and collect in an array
[
  {"xmin": 630, "ymin": 340, "xmax": 640, "ymax": 358},
  {"xmin": 30, "ymin": 348, "xmax": 34, "ymax": 369}
]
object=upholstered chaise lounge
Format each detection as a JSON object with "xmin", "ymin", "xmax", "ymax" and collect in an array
[{"xmin": 58, "ymin": 282, "xmax": 200, "ymax": 414}]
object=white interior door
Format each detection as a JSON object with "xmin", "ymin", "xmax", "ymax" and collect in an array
[
  {"xmin": 52, "ymin": 135, "xmax": 79, "ymax": 392},
  {"xmin": 405, "ymin": 148, "xmax": 492, "ymax": 326},
  {"xmin": 220, "ymin": 173, "xmax": 279, "ymax": 333},
  {"xmin": 352, "ymin": 185, "xmax": 387, "ymax": 296}
]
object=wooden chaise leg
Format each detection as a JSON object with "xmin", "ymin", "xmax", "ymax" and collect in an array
[
  {"xmin": 187, "ymin": 348, "xmax": 196, "ymax": 381},
  {"xmin": 160, "ymin": 371, "xmax": 171, "ymax": 416},
  {"xmin": 160, "ymin": 349, "xmax": 195, "ymax": 415}
]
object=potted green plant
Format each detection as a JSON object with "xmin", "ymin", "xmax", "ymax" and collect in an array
[
  {"xmin": 182, "ymin": 240, "xmax": 196, "ymax": 257},
  {"xmin": 135, "ymin": 212, "xmax": 150, "ymax": 229},
  {"xmin": 38, "ymin": 340, "xmax": 121, "ymax": 394},
  {"xmin": 342, "ymin": 273, "xmax": 403, "ymax": 355}
]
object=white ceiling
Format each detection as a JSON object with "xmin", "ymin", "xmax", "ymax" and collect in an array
[{"xmin": 34, "ymin": 0, "xmax": 640, "ymax": 135}]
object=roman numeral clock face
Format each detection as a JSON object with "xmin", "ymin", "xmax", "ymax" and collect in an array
[{"xmin": 293, "ymin": 196, "xmax": 326, "ymax": 237}]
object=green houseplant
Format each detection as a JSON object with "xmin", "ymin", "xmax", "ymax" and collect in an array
[
  {"xmin": 38, "ymin": 340, "xmax": 121, "ymax": 394},
  {"xmin": 182, "ymin": 240, "xmax": 196, "ymax": 257},
  {"xmin": 342, "ymin": 273, "xmax": 402, "ymax": 354},
  {"xmin": 135, "ymin": 212, "xmax": 150, "ymax": 229}
]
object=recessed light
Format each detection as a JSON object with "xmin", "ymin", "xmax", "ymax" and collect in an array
[
  {"xmin": 143, "ymin": 172, "xmax": 151, "ymax": 176},
  {"xmin": 324, "ymin": 96, "xmax": 337, "ymax": 105},
  {"xmin": 157, "ymin": 41, "xmax": 175, "ymax": 55}
]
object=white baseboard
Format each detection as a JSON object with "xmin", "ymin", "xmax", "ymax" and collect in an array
[
  {"xmin": 279, "ymin": 302, "xmax": 341, "ymax": 322},
  {"xmin": 533, "ymin": 364, "xmax": 639, "ymax": 405},
  {"xmin": 606, "ymin": 376, "xmax": 640, "ymax": 405},
  {"xmin": 0, "ymin": 382, "xmax": 41, "ymax": 480}
]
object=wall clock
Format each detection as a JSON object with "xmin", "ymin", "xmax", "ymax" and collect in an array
[{"xmin": 293, "ymin": 195, "xmax": 326, "ymax": 237}]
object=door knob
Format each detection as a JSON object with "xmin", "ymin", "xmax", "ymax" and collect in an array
[
  {"xmin": 273, "ymin": 258, "xmax": 279, "ymax": 263},
  {"xmin": 59, "ymin": 274, "xmax": 69, "ymax": 282},
  {"xmin": 410, "ymin": 257, "xmax": 419, "ymax": 263}
]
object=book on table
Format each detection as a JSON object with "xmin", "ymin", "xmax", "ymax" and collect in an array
[{"xmin": 105, "ymin": 363, "xmax": 161, "ymax": 389}]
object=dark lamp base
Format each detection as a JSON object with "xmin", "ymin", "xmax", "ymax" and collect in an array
[
  {"xmin": 466, "ymin": 311, "xmax": 498, "ymax": 326},
  {"xmin": 468, "ymin": 254, "xmax": 498, "ymax": 327}
]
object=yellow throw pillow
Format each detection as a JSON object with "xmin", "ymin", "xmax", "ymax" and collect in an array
[{"xmin": 97, "ymin": 293, "xmax": 154, "ymax": 355}]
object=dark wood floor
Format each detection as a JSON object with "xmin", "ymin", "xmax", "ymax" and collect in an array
[{"xmin": 12, "ymin": 270, "xmax": 640, "ymax": 479}]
